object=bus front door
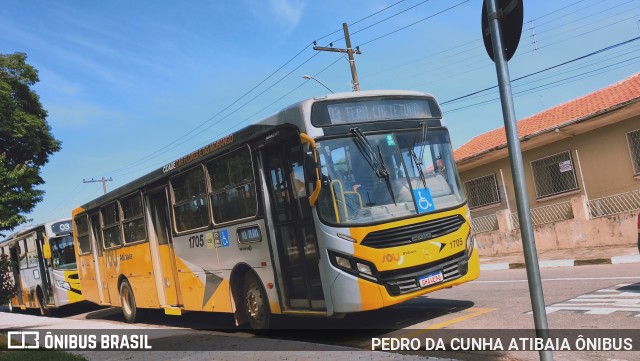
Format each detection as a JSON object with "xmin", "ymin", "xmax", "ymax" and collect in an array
[
  {"xmin": 263, "ymin": 142, "xmax": 325, "ymax": 311},
  {"xmin": 8, "ymin": 245, "xmax": 23, "ymax": 306},
  {"xmin": 146, "ymin": 189, "xmax": 182, "ymax": 308},
  {"xmin": 89, "ymin": 213, "xmax": 110, "ymax": 304}
]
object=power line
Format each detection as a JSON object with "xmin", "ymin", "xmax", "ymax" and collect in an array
[
  {"xmin": 444, "ymin": 55, "xmax": 640, "ymax": 113},
  {"xmin": 358, "ymin": 0, "xmax": 470, "ymax": 47},
  {"xmin": 96, "ymin": 1, "xmax": 421, "ymax": 179},
  {"xmin": 315, "ymin": 0, "xmax": 408, "ymax": 43},
  {"xmin": 441, "ymin": 36, "xmax": 640, "ymax": 105}
]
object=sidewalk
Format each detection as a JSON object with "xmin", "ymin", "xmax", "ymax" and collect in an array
[{"xmin": 479, "ymin": 244, "xmax": 640, "ymax": 271}]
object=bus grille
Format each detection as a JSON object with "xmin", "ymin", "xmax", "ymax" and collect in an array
[
  {"xmin": 378, "ymin": 251, "xmax": 468, "ymax": 296},
  {"xmin": 360, "ymin": 215, "xmax": 465, "ymax": 249}
]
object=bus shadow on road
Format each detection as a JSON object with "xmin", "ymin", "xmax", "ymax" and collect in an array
[
  {"xmin": 82, "ymin": 296, "xmax": 475, "ymax": 339},
  {"xmin": 266, "ymin": 297, "xmax": 475, "ymax": 348},
  {"xmin": 617, "ymin": 282, "xmax": 640, "ymax": 292}
]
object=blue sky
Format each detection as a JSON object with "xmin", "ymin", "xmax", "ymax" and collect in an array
[{"xmin": 1, "ymin": 0, "xmax": 639, "ymax": 230}]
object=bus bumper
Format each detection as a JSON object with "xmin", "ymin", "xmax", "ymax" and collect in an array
[{"xmin": 330, "ymin": 245, "xmax": 480, "ymax": 313}]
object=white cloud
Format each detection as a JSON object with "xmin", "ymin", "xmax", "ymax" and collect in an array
[
  {"xmin": 269, "ymin": 0, "xmax": 305, "ymax": 29},
  {"xmin": 247, "ymin": 0, "xmax": 306, "ymax": 32}
]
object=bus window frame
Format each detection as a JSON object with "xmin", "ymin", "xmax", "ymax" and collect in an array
[
  {"xmin": 120, "ymin": 191, "xmax": 149, "ymax": 247},
  {"xmin": 25, "ymin": 233, "xmax": 38, "ymax": 269},
  {"xmin": 100, "ymin": 201, "xmax": 123, "ymax": 250},
  {"xmin": 18, "ymin": 238, "xmax": 28, "ymax": 269},
  {"xmin": 207, "ymin": 145, "xmax": 260, "ymax": 227},
  {"xmin": 169, "ymin": 163, "xmax": 212, "ymax": 235},
  {"xmin": 74, "ymin": 213, "xmax": 92, "ymax": 255}
]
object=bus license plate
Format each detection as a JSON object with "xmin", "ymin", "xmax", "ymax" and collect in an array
[{"xmin": 419, "ymin": 271, "xmax": 443, "ymax": 288}]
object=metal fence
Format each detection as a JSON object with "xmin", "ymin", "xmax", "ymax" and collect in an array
[
  {"xmin": 470, "ymin": 213, "xmax": 499, "ymax": 234},
  {"xmin": 511, "ymin": 201, "xmax": 574, "ymax": 229},
  {"xmin": 587, "ymin": 189, "xmax": 640, "ymax": 218}
]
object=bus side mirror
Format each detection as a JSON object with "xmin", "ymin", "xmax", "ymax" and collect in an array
[
  {"xmin": 300, "ymin": 133, "xmax": 321, "ymax": 207},
  {"xmin": 42, "ymin": 242, "xmax": 51, "ymax": 260}
]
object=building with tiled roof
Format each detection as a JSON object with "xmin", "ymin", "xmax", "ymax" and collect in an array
[
  {"xmin": 455, "ymin": 72, "xmax": 640, "ymax": 166},
  {"xmin": 454, "ymin": 73, "xmax": 640, "ymax": 256}
]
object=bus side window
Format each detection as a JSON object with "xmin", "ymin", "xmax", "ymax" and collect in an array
[
  {"xmin": 26, "ymin": 236, "xmax": 38, "ymax": 268},
  {"xmin": 171, "ymin": 165, "xmax": 210, "ymax": 232},
  {"xmin": 74, "ymin": 214, "xmax": 92, "ymax": 254},
  {"xmin": 19, "ymin": 240, "xmax": 27, "ymax": 269},
  {"xmin": 207, "ymin": 146, "xmax": 258, "ymax": 224},
  {"xmin": 101, "ymin": 202, "xmax": 122, "ymax": 249},
  {"xmin": 121, "ymin": 192, "xmax": 147, "ymax": 244}
]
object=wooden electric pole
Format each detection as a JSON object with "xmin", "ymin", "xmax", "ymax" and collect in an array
[
  {"xmin": 83, "ymin": 177, "xmax": 113, "ymax": 195},
  {"xmin": 313, "ymin": 22, "xmax": 361, "ymax": 91}
]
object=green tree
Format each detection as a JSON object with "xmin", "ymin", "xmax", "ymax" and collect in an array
[
  {"xmin": 0, "ymin": 52, "xmax": 61, "ymax": 234},
  {"xmin": 0, "ymin": 254, "xmax": 16, "ymax": 305}
]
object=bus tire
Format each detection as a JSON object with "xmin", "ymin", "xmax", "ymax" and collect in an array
[
  {"xmin": 119, "ymin": 279, "xmax": 144, "ymax": 323},
  {"xmin": 36, "ymin": 288, "xmax": 51, "ymax": 317},
  {"xmin": 243, "ymin": 272, "xmax": 270, "ymax": 330}
]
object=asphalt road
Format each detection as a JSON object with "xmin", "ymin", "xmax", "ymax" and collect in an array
[{"xmin": 1, "ymin": 263, "xmax": 639, "ymax": 361}]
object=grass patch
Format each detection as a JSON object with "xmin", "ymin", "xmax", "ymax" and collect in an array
[{"xmin": 0, "ymin": 335, "xmax": 87, "ymax": 361}]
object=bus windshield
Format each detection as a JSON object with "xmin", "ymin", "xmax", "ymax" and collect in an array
[
  {"xmin": 316, "ymin": 128, "xmax": 465, "ymax": 225},
  {"xmin": 50, "ymin": 235, "xmax": 77, "ymax": 270}
]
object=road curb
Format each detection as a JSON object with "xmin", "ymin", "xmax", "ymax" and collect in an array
[{"xmin": 480, "ymin": 255, "xmax": 640, "ymax": 271}]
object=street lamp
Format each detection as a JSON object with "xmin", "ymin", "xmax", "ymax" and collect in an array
[{"xmin": 302, "ymin": 75, "xmax": 334, "ymax": 93}]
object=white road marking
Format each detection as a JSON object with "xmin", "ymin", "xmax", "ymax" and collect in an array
[
  {"xmin": 537, "ymin": 283, "xmax": 640, "ymax": 317},
  {"xmin": 475, "ymin": 277, "xmax": 640, "ymax": 283}
]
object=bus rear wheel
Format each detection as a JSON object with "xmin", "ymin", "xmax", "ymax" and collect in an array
[
  {"xmin": 119, "ymin": 279, "xmax": 144, "ymax": 323},
  {"xmin": 243, "ymin": 273, "xmax": 270, "ymax": 330}
]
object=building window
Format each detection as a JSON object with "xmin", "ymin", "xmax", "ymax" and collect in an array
[
  {"xmin": 464, "ymin": 173, "xmax": 501, "ymax": 209},
  {"xmin": 627, "ymin": 129, "xmax": 640, "ymax": 175},
  {"xmin": 208, "ymin": 146, "xmax": 258, "ymax": 224},
  {"xmin": 171, "ymin": 165, "xmax": 210, "ymax": 232},
  {"xmin": 121, "ymin": 193, "xmax": 147, "ymax": 244},
  {"xmin": 531, "ymin": 151, "xmax": 578, "ymax": 199}
]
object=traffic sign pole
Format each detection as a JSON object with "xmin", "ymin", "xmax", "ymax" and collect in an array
[{"xmin": 484, "ymin": 1, "xmax": 553, "ymax": 360}]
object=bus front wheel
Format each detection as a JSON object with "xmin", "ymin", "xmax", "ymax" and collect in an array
[
  {"xmin": 119, "ymin": 279, "xmax": 144, "ymax": 323},
  {"xmin": 243, "ymin": 273, "xmax": 270, "ymax": 330}
]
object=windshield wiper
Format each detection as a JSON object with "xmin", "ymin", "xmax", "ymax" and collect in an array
[
  {"xmin": 377, "ymin": 145, "xmax": 396, "ymax": 204},
  {"xmin": 350, "ymin": 127, "xmax": 396, "ymax": 204},
  {"xmin": 350, "ymin": 127, "xmax": 388, "ymax": 178},
  {"xmin": 408, "ymin": 145, "xmax": 427, "ymax": 189}
]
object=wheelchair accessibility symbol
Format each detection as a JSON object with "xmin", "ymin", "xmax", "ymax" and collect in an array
[
  {"xmin": 413, "ymin": 188, "xmax": 435, "ymax": 214},
  {"xmin": 220, "ymin": 229, "xmax": 230, "ymax": 247}
]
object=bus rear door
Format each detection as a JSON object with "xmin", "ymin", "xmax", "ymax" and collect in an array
[{"xmin": 146, "ymin": 188, "xmax": 182, "ymax": 309}]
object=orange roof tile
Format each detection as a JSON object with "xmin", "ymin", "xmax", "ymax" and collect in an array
[{"xmin": 453, "ymin": 72, "xmax": 640, "ymax": 162}]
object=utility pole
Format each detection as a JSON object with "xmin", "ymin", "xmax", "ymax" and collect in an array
[
  {"xmin": 83, "ymin": 177, "xmax": 113, "ymax": 195},
  {"xmin": 313, "ymin": 22, "xmax": 361, "ymax": 91}
]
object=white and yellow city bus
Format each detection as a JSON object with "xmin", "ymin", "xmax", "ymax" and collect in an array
[
  {"xmin": 72, "ymin": 90, "xmax": 479, "ymax": 329},
  {"xmin": 1, "ymin": 218, "xmax": 83, "ymax": 315}
]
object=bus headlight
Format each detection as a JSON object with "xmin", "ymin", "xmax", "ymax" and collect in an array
[
  {"xmin": 336, "ymin": 256, "xmax": 352, "ymax": 269},
  {"xmin": 357, "ymin": 263, "xmax": 373, "ymax": 276},
  {"xmin": 328, "ymin": 250, "xmax": 378, "ymax": 281},
  {"xmin": 465, "ymin": 234, "xmax": 475, "ymax": 256}
]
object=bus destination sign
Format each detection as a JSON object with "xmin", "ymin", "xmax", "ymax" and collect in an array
[
  {"xmin": 51, "ymin": 220, "xmax": 72, "ymax": 235},
  {"xmin": 237, "ymin": 225, "xmax": 261, "ymax": 244},
  {"xmin": 313, "ymin": 98, "xmax": 440, "ymax": 126}
]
